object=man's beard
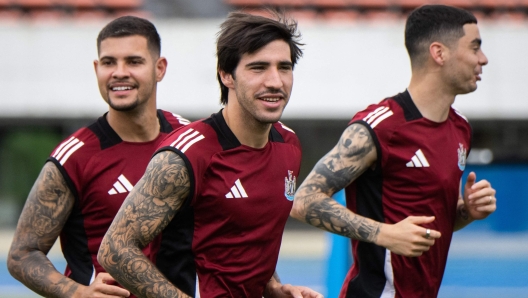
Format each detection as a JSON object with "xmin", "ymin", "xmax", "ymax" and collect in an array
[{"xmin": 107, "ymin": 95, "xmax": 139, "ymax": 112}]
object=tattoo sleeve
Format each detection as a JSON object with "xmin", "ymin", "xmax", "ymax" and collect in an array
[
  {"xmin": 7, "ymin": 162, "xmax": 80, "ymax": 297},
  {"xmin": 454, "ymin": 194, "xmax": 473, "ymax": 231},
  {"xmin": 98, "ymin": 151, "xmax": 191, "ymax": 298},
  {"xmin": 292, "ymin": 123, "xmax": 381, "ymax": 243}
]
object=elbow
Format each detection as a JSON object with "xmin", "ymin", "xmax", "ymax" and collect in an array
[
  {"xmin": 6, "ymin": 253, "xmax": 16, "ymax": 278},
  {"xmin": 289, "ymin": 198, "xmax": 305, "ymax": 221},
  {"xmin": 97, "ymin": 237, "xmax": 112, "ymax": 272},
  {"xmin": 7, "ymin": 246, "xmax": 23, "ymax": 280}
]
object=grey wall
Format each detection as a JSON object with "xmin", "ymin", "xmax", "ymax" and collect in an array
[{"xmin": 1, "ymin": 18, "xmax": 525, "ymax": 119}]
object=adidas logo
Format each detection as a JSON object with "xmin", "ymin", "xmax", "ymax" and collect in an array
[
  {"xmin": 225, "ymin": 179, "xmax": 248, "ymax": 198},
  {"xmin": 406, "ymin": 149, "xmax": 430, "ymax": 167},
  {"xmin": 108, "ymin": 174, "xmax": 134, "ymax": 195}
]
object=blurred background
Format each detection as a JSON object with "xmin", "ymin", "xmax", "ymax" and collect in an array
[{"xmin": 1, "ymin": 0, "xmax": 528, "ymax": 297}]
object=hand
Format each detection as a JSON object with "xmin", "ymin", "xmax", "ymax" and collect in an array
[
  {"xmin": 464, "ymin": 171, "xmax": 496, "ymax": 220},
  {"xmin": 75, "ymin": 273, "xmax": 130, "ymax": 298},
  {"xmin": 377, "ymin": 216, "xmax": 441, "ymax": 257},
  {"xmin": 268, "ymin": 284, "xmax": 324, "ymax": 298}
]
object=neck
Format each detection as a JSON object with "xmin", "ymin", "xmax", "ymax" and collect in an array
[
  {"xmin": 107, "ymin": 107, "xmax": 160, "ymax": 142},
  {"xmin": 408, "ymin": 70, "xmax": 456, "ymax": 123},
  {"xmin": 222, "ymin": 106, "xmax": 271, "ymax": 149}
]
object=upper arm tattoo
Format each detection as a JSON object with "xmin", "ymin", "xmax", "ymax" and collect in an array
[
  {"xmin": 295, "ymin": 123, "xmax": 380, "ymax": 242},
  {"xmin": 99, "ymin": 150, "xmax": 191, "ymax": 298},
  {"xmin": 8, "ymin": 161, "xmax": 79, "ymax": 297}
]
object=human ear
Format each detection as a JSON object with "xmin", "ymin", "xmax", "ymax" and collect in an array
[
  {"xmin": 429, "ymin": 42, "xmax": 447, "ymax": 66},
  {"xmin": 219, "ymin": 69, "xmax": 235, "ymax": 88},
  {"xmin": 155, "ymin": 57, "xmax": 168, "ymax": 82}
]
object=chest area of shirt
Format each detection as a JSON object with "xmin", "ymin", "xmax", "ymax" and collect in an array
[
  {"xmin": 80, "ymin": 152, "xmax": 155, "ymax": 214},
  {"xmin": 383, "ymin": 126, "xmax": 469, "ymax": 191},
  {"xmin": 195, "ymin": 149, "xmax": 299, "ymax": 213}
]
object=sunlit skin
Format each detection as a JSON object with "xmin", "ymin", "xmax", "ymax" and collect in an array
[
  {"xmin": 444, "ymin": 23, "xmax": 488, "ymax": 95},
  {"xmin": 94, "ymin": 35, "xmax": 164, "ymax": 113},
  {"xmin": 93, "ymin": 35, "xmax": 167, "ymax": 142},
  {"xmin": 220, "ymin": 39, "xmax": 293, "ymax": 148}
]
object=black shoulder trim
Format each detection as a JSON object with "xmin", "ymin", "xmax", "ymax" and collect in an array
[
  {"xmin": 350, "ymin": 120, "xmax": 382, "ymax": 176},
  {"xmin": 46, "ymin": 158, "xmax": 92, "ymax": 285},
  {"xmin": 393, "ymin": 90, "xmax": 423, "ymax": 122},
  {"xmin": 46, "ymin": 158, "xmax": 79, "ymax": 200},
  {"xmin": 157, "ymin": 110, "xmax": 174, "ymax": 133},
  {"xmin": 203, "ymin": 110, "xmax": 241, "ymax": 151},
  {"xmin": 269, "ymin": 125, "xmax": 285, "ymax": 143},
  {"xmin": 152, "ymin": 146, "xmax": 196, "ymax": 297},
  {"xmin": 154, "ymin": 147, "xmax": 195, "ymax": 211},
  {"xmin": 87, "ymin": 114, "xmax": 122, "ymax": 150}
]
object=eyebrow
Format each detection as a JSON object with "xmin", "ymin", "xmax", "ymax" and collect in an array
[
  {"xmin": 245, "ymin": 60, "xmax": 293, "ymax": 68},
  {"xmin": 99, "ymin": 55, "xmax": 145, "ymax": 60},
  {"xmin": 471, "ymin": 38, "xmax": 482, "ymax": 46},
  {"xmin": 245, "ymin": 61, "xmax": 269, "ymax": 68}
]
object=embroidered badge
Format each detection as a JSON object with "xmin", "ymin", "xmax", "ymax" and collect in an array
[
  {"xmin": 457, "ymin": 143, "xmax": 467, "ymax": 171},
  {"xmin": 284, "ymin": 170, "xmax": 296, "ymax": 201}
]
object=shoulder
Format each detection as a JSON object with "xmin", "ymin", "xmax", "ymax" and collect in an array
[
  {"xmin": 158, "ymin": 110, "xmax": 191, "ymax": 131},
  {"xmin": 450, "ymin": 107, "xmax": 470, "ymax": 124},
  {"xmin": 49, "ymin": 125, "xmax": 100, "ymax": 166},
  {"xmin": 350, "ymin": 96, "xmax": 404, "ymax": 131},
  {"xmin": 271, "ymin": 121, "xmax": 301, "ymax": 150},
  {"xmin": 450, "ymin": 107, "xmax": 472, "ymax": 136},
  {"xmin": 158, "ymin": 119, "xmax": 218, "ymax": 155}
]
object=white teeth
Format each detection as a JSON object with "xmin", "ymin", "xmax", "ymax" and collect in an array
[
  {"xmin": 112, "ymin": 86, "xmax": 132, "ymax": 91},
  {"xmin": 262, "ymin": 97, "xmax": 279, "ymax": 102}
]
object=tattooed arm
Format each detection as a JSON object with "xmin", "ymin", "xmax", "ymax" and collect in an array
[
  {"xmin": 98, "ymin": 151, "xmax": 191, "ymax": 298},
  {"xmin": 291, "ymin": 123, "xmax": 441, "ymax": 257},
  {"xmin": 7, "ymin": 162, "xmax": 129, "ymax": 298}
]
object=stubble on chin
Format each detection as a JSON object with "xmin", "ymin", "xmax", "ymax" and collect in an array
[{"xmin": 107, "ymin": 94, "xmax": 140, "ymax": 112}]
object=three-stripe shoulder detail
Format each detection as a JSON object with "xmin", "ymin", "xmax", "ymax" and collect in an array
[
  {"xmin": 453, "ymin": 108, "xmax": 469, "ymax": 123},
  {"xmin": 171, "ymin": 113, "xmax": 191, "ymax": 126},
  {"xmin": 170, "ymin": 128, "xmax": 205, "ymax": 153},
  {"xmin": 52, "ymin": 137, "xmax": 85, "ymax": 165},
  {"xmin": 363, "ymin": 106, "xmax": 394, "ymax": 128},
  {"xmin": 278, "ymin": 121, "xmax": 295, "ymax": 134}
]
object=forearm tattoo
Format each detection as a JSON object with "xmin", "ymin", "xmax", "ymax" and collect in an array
[
  {"xmin": 8, "ymin": 162, "xmax": 79, "ymax": 297},
  {"xmin": 296, "ymin": 124, "xmax": 380, "ymax": 243},
  {"xmin": 99, "ymin": 151, "xmax": 191, "ymax": 298},
  {"xmin": 457, "ymin": 203, "xmax": 469, "ymax": 221}
]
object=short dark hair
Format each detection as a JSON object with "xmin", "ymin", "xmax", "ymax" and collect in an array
[
  {"xmin": 405, "ymin": 5, "xmax": 477, "ymax": 67},
  {"xmin": 97, "ymin": 16, "xmax": 161, "ymax": 57},
  {"xmin": 216, "ymin": 10, "xmax": 303, "ymax": 105}
]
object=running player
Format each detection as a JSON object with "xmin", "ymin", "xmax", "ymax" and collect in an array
[
  {"xmin": 291, "ymin": 5, "xmax": 496, "ymax": 298},
  {"xmin": 8, "ymin": 16, "xmax": 189, "ymax": 298},
  {"xmin": 98, "ymin": 10, "xmax": 322, "ymax": 298}
]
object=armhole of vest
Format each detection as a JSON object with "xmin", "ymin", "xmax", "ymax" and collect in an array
[
  {"xmin": 157, "ymin": 110, "xmax": 174, "ymax": 133},
  {"xmin": 155, "ymin": 147, "xmax": 195, "ymax": 209},
  {"xmin": 46, "ymin": 157, "xmax": 80, "ymax": 200},
  {"xmin": 351, "ymin": 120, "xmax": 382, "ymax": 175}
]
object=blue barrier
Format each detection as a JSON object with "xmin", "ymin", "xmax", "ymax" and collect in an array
[{"xmin": 462, "ymin": 164, "xmax": 528, "ymax": 232}]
